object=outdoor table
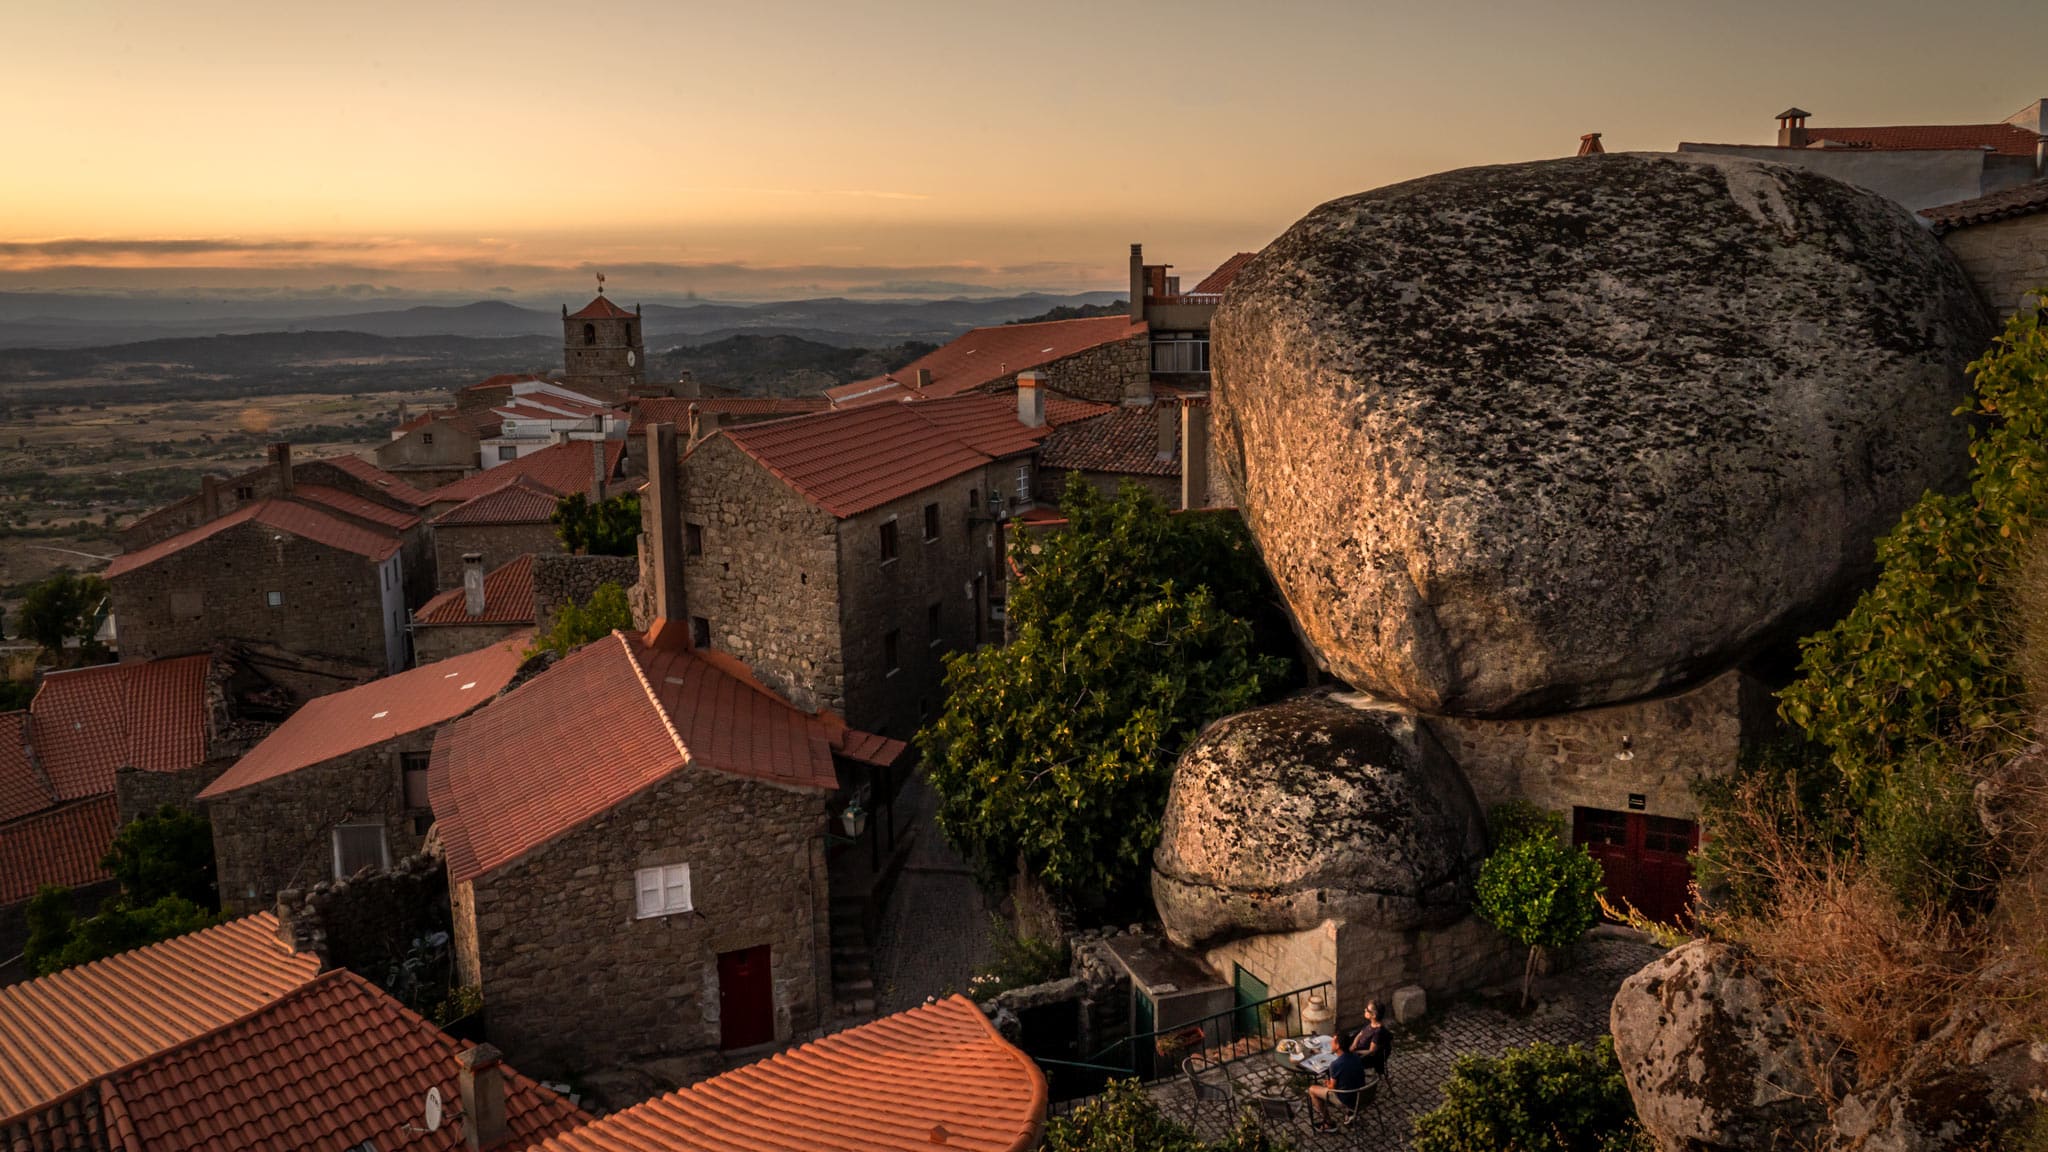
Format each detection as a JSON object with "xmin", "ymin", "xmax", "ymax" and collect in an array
[{"xmin": 1275, "ymin": 1033, "xmax": 1340, "ymax": 1077}]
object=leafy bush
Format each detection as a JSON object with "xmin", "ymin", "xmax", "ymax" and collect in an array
[
  {"xmin": 1044, "ymin": 1078, "xmax": 1286, "ymax": 1152},
  {"xmin": 1412, "ymin": 1037, "xmax": 1653, "ymax": 1152},
  {"xmin": 552, "ymin": 491, "xmax": 641, "ymax": 557},
  {"xmin": 530, "ymin": 582, "xmax": 634, "ymax": 658},
  {"xmin": 1474, "ymin": 831, "xmax": 1603, "ymax": 1007},
  {"xmin": 25, "ymin": 890, "xmax": 216, "ymax": 976},
  {"xmin": 15, "ymin": 570, "xmax": 109, "ymax": 656},
  {"xmin": 921, "ymin": 477, "xmax": 1291, "ymax": 912},
  {"xmin": 965, "ymin": 915, "xmax": 1068, "ymax": 1000},
  {"xmin": 105, "ymin": 805, "xmax": 217, "ymax": 909},
  {"xmin": 1487, "ymin": 800, "xmax": 1565, "ymax": 849}
]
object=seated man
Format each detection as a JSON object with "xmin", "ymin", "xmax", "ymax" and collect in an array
[
  {"xmin": 1307, "ymin": 1046, "xmax": 1368, "ymax": 1131},
  {"xmin": 1348, "ymin": 1000, "xmax": 1391, "ymax": 1076}
]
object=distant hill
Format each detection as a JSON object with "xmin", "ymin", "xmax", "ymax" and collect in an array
[
  {"xmin": 651, "ymin": 334, "xmax": 939, "ymax": 397},
  {"xmin": 1004, "ymin": 300, "xmax": 1130, "ymax": 325}
]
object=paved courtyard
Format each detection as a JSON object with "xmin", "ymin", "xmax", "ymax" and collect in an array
[
  {"xmin": 1137, "ymin": 934, "xmax": 1666, "ymax": 1150},
  {"xmin": 869, "ymin": 773, "xmax": 996, "ymax": 1013}
]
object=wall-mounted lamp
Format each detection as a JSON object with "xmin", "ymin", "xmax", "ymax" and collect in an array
[{"xmin": 1615, "ymin": 735, "xmax": 1635, "ymax": 762}]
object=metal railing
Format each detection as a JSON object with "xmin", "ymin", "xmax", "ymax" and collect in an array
[{"xmin": 1035, "ymin": 981, "xmax": 1334, "ymax": 1101}]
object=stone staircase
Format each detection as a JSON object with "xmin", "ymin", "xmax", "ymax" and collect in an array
[{"xmin": 829, "ymin": 899, "xmax": 877, "ymax": 1017}]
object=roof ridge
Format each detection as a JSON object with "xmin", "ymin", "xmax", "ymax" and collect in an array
[{"xmin": 613, "ymin": 631, "xmax": 692, "ymax": 768}]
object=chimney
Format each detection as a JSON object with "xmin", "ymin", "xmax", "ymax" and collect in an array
[
  {"xmin": 458, "ymin": 1044, "xmax": 509, "ymax": 1151},
  {"xmin": 462, "ymin": 553, "xmax": 486, "ymax": 618},
  {"xmin": 1155, "ymin": 402, "xmax": 1176, "ymax": 461},
  {"xmin": 1181, "ymin": 401, "xmax": 1210, "ymax": 511},
  {"xmin": 644, "ymin": 422, "xmax": 687, "ymax": 627},
  {"xmin": 590, "ymin": 441, "xmax": 606, "ymax": 502},
  {"xmin": 550, "ymin": 429, "xmax": 570, "ymax": 446},
  {"xmin": 1128, "ymin": 243, "xmax": 1145, "ymax": 322},
  {"xmin": 271, "ymin": 442, "xmax": 294, "ymax": 495},
  {"xmin": 1576, "ymin": 132, "xmax": 1604, "ymax": 156},
  {"xmin": 200, "ymin": 474, "xmax": 223, "ymax": 520},
  {"xmin": 1016, "ymin": 371, "xmax": 1046, "ymax": 428},
  {"xmin": 1776, "ymin": 107, "xmax": 1811, "ymax": 149},
  {"xmin": 911, "ymin": 367, "xmax": 933, "ymax": 394}
]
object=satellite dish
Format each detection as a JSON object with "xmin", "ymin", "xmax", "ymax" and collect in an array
[{"xmin": 423, "ymin": 1086, "xmax": 444, "ymax": 1133}]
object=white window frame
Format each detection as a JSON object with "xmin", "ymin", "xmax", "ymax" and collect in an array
[
  {"xmin": 635, "ymin": 862, "xmax": 692, "ymax": 919},
  {"xmin": 331, "ymin": 824, "xmax": 390, "ymax": 879},
  {"xmin": 265, "ymin": 590, "xmax": 283, "ymax": 608},
  {"xmin": 1014, "ymin": 464, "xmax": 1032, "ymax": 503}
]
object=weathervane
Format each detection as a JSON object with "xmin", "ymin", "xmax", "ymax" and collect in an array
[{"xmin": 595, "ymin": 271, "xmax": 607, "ymax": 295}]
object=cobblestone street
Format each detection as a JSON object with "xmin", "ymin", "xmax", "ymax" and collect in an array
[
  {"xmin": 869, "ymin": 773, "xmax": 996, "ymax": 1014},
  {"xmin": 1142, "ymin": 934, "xmax": 1667, "ymax": 1150}
]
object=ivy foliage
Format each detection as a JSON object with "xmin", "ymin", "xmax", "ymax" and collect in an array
[
  {"xmin": 920, "ymin": 476, "xmax": 1292, "ymax": 912},
  {"xmin": 1411, "ymin": 1037, "xmax": 1654, "ymax": 1152},
  {"xmin": 1780, "ymin": 300, "xmax": 2048, "ymax": 795},
  {"xmin": 529, "ymin": 582, "xmax": 634, "ymax": 658},
  {"xmin": 552, "ymin": 491, "xmax": 641, "ymax": 557}
]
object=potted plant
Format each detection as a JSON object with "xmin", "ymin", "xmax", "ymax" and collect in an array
[{"xmin": 1155, "ymin": 1024, "xmax": 1205, "ymax": 1064}]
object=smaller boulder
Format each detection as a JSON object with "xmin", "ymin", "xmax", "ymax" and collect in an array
[{"xmin": 1391, "ymin": 984, "xmax": 1428, "ymax": 1024}]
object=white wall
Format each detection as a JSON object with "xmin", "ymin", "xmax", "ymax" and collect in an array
[{"xmin": 1676, "ymin": 144, "xmax": 1992, "ymax": 213}]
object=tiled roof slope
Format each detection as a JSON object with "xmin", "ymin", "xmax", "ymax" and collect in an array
[
  {"xmin": 1039, "ymin": 404, "xmax": 1182, "ymax": 477},
  {"xmin": 527, "ymin": 995, "xmax": 1045, "ymax": 1152},
  {"xmin": 910, "ymin": 393, "xmax": 1111, "ymax": 460},
  {"xmin": 0, "ymin": 913, "xmax": 319, "ymax": 1121},
  {"xmin": 628, "ymin": 395, "xmax": 829, "ymax": 433},
  {"xmin": 569, "ymin": 295, "xmax": 636, "ymax": 320},
  {"xmin": 0, "ymin": 712, "xmax": 48, "ymax": 825},
  {"xmin": 414, "ymin": 555, "xmax": 537, "ymax": 626},
  {"xmin": 0, "ymin": 795, "xmax": 117, "ymax": 906},
  {"xmin": 293, "ymin": 484, "xmax": 421, "ymax": 531},
  {"xmin": 104, "ymin": 499, "xmax": 401, "ymax": 580},
  {"xmin": 314, "ymin": 453, "xmax": 432, "ymax": 507},
  {"xmin": 199, "ymin": 637, "xmax": 530, "ymax": 800},
  {"xmin": 77, "ymin": 969, "xmax": 586, "ymax": 1152},
  {"xmin": 431, "ymin": 632, "xmax": 896, "ymax": 885},
  {"xmin": 1807, "ymin": 122, "xmax": 2040, "ymax": 156},
  {"xmin": 425, "ymin": 440, "xmax": 624, "ymax": 507},
  {"xmin": 434, "ymin": 475, "xmax": 564, "ymax": 526},
  {"xmin": 1192, "ymin": 252, "xmax": 1257, "ymax": 295},
  {"xmin": 827, "ymin": 315, "xmax": 1148, "ymax": 406},
  {"xmin": 29, "ymin": 656, "xmax": 212, "ymax": 801},
  {"xmin": 1921, "ymin": 181, "xmax": 2048, "ymax": 235}
]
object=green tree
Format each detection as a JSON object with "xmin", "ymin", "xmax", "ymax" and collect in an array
[
  {"xmin": 529, "ymin": 582, "xmax": 634, "ymax": 658},
  {"xmin": 552, "ymin": 492, "xmax": 642, "ymax": 556},
  {"xmin": 1474, "ymin": 832, "xmax": 1604, "ymax": 1008},
  {"xmin": 27, "ymin": 895, "xmax": 216, "ymax": 976},
  {"xmin": 920, "ymin": 477, "xmax": 1291, "ymax": 912},
  {"xmin": 1412, "ymin": 1037, "xmax": 1653, "ymax": 1152},
  {"xmin": 104, "ymin": 805, "xmax": 217, "ymax": 909},
  {"xmin": 15, "ymin": 570, "xmax": 109, "ymax": 656}
]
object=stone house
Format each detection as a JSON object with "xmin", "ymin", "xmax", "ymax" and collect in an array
[
  {"xmin": 428, "ymin": 626, "xmax": 902, "ymax": 1080},
  {"xmin": 1037, "ymin": 394, "xmax": 1226, "ymax": 511},
  {"xmin": 373, "ymin": 406, "xmax": 499, "ymax": 489},
  {"xmin": 624, "ymin": 395, "xmax": 828, "ymax": 472},
  {"xmin": 825, "ymin": 314, "xmax": 1151, "ymax": 408},
  {"xmin": 668, "ymin": 384, "xmax": 1104, "ymax": 741},
  {"xmin": 199, "ymin": 636, "xmax": 531, "ymax": 915},
  {"xmin": 477, "ymin": 383, "xmax": 628, "ymax": 467},
  {"xmin": 422, "ymin": 437, "xmax": 623, "ymax": 519},
  {"xmin": 411, "ymin": 553, "xmax": 537, "ymax": 664},
  {"xmin": 431, "ymin": 475, "xmax": 567, "ymax": 591},
  {"xmin": 1923, "ymin": 183, "xmax": 2048, "ymax": 319}
]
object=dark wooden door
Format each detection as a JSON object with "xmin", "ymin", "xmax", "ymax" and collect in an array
[
  {"xmin": 1573, "ymin": 808, "xmax": 1699, "ymax": 925},
  {"xmin": 718, "ymin": 945, "xmax": 775, "ymax": 1050}
]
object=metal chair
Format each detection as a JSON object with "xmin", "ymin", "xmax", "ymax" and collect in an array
[{"xmin": 1183, "ymin": 1056, "xmax": 1235, "ymax": 1120}]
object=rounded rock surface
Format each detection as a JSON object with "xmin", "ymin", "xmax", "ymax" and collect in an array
[
  {"xmin": 1151, "ymin": 694, "xmax": 1486, "ymax": 950},
  {"xmin": 1213, "ymin": 152, "xmax": 1991, "ymax": 716}
]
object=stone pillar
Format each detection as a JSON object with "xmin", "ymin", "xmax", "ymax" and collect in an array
[
  {"xmin": 1128, "ymin": 243, "xmax": 1146, "ymax": 321},
  {"xmin": 458, "ymin": 1044, "xmax": 508, "ymax": 1151},
  {"xmin": 1181, "ymin": 402, "xmax": 1209, "ymax": 511},
  {"xmin": 271, "ymin": 442, "xmax": 294, "ymax": 495},
  {"xmin": 643, "ymin": 422, "xmax": 686, "ymax": 625}
]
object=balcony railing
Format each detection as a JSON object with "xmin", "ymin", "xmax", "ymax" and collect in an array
[
  {"xmin": 1146, "ymin": 292, "xmax": 1224, "ymax": 306},
  {"xmin": 1033, "ymin": 980, "xmax": 1334, "ymax": 1102}
]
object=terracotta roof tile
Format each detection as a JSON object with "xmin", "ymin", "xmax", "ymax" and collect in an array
[
  {"xmin": 314, "ymin": 454, "xmax": 432, "ymax": 507},
  {"xmin": 629, "ymin": 396, "xmax": 830, "ymax": 433},
  {"xmin": 76, "ymin": 968, "xmax": 586, "ymax": 1152},
  {"xmin": 431, "ymin": 633, "xmax": 871, "ymax": 886},
  {"xmin": 198, "ymin": 637, "xmax": 530, "ymax": 801},
  {"xmin": 0, "ymin": 712, "xmax": 48, "ymax": 825},
  {"xmin": 1921, "ymin": 180, "xmax": 2048, "ymax": 234},
  {"xmin": 0, "ymin": 795, "xmax": 117, "ymax": 907},
  {"xmin": 464, "ymin": 373, "xmax": 550, "ymax": 394},
  {"xmin": 104, "ymin": 498, "xmax": 401, "ymax": 580},
  {"xmin": 293, "ymin": 484, "xmax": 421, "ymax": 531},
  {"xmin": 29, "ymin": 656, "xmax": 212, "ymax": 801},
  {"xmin": 414, "ymin": 555, "xmax": 537, "ymax": 627},
  {"xmin": 527, "ymin": 995, "xmax": 1044, "ymax": 1152},
  {"xmin": 425, "ymin": 440, "xmax": 625, "ymax": 507},
  {"xmin": 1807, "ymin": 122, "xmax": 2041, "ymax": 156},
  {"xmin": 433, "ymin": 475, "xmax": 565, "ymax": 526},
  {"xmin": 1192, "ymin": 253, "xmax": 1256, "ymax": 295},
  {"xmin": 568, "ymin": 295, "xmax": 636, "ymax": 321},
  {"xmin": 827, "ymin": 315, "xmax": 1148, "ymax": 406},
  {"xmin": 1039, "ymin": 403, "xmax": 1183, "ymax": 477},
  {"xmin": 0, "ymin": 912, "xmax": 320, "ymax": 1121}
]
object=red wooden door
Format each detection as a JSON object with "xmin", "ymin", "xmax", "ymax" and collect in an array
[
  {"xmin": 718, "ymin": 945, "xmax": 775, "ymax": 1050},
  {"xmin": 1572, "ymin": 808, "xmax": 1699, "ymax": 925}
]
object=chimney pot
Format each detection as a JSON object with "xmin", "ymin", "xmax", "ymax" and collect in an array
[
  {"xmin": 1016, "ymin": 372, "xmax": 1046, "ymax": 428},
  {"xmin": 1181, "ymin": 400, "xmax": 1210, "ymax": 511},
  {"xmin": 1128, "ymin": 243, "xmax": 1146, "ymax": 322},
  {"xmin": 911, "ymin": 367, "xmax": 933, "ymax": 393},
  {"xmin": 1576, "ymin": 132, "xmax": 1604, "ymax": 156},
  {"xmin": 590, "ymin": 441, "xmax": 606, "ymax": 502},
  {"xmin": 462, "ymin": 554, "xmax": 486, "ymax": 618},
  {"xmin": 200, "ymin": 474, "xmax": 223, "ymax": 520},
  {"xmin": 271, "ymin": 442, "xmax": 294, "ymax": 495},
  {"xmin": 1776, "ymin": 107, "xmax": 1812, "ymax": 149},
  {"xmin": 458, "ymin": 1043, "xmax": 509, "ymax": 1151}
]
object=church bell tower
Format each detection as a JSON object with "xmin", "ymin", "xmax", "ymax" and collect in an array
[{"xmin": 562, "ymin": 273, "xmax": 647, "ymax": 400}]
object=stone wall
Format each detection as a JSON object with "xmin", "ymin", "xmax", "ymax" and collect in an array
[
  {"xmin": 211, "ymin": 731, "xmax": 436, "ymax": 915},
  {"xmin": 457, "ymin": 765, "xmax": 830, "ymax": 1081},
  {"xmin": 115, "ymin": 761, "xmax": 231, "ymax": 824},
  {"xmin": 112, "ymin": 520, "xmax": 393, "ymax": 670},
  {"xmin": 434, "ymin": 522, "xmax": 562, "ymax": 592},
  {"xmin": 1942, "ymin": 212, "xmax": 2048, "ymax": 320},
  {"xmin": 1202, "ymin": 914, "xmax": 1517, "ymax": 1029},
  {"xmin": 975, "ymin": 335, "xmax": 1151, "ymax": 406},
  {"xmin": 273, "ymin": 847, "xmax": 451, "ymax": 992},
  {"xmin": 414, "ymin": 621, "xmax": 529, "ymax": 666},
  {"xmin": 531, "ymin": 553, "xmax": 639, "ymax": 635},
  {"xmin": 1425, "ymin": 668, "xmax": 1771, "ymax": 825},
  {"xmin": 372, "ymin": 419, "xmax": 482, "ymax": 474},
  {"xmin": 1042, "ymin": 468, "xmax": 1181, "ymax": 512}
]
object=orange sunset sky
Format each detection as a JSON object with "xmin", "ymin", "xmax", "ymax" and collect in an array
[{"xmin": 3, "ymin": 0, "xmax": 2042, "ymax": 298}]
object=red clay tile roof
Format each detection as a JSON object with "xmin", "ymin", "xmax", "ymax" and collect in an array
[
  {"xmin": 424, "ymin": 440, "xmax": 624, "ymax": 507},
  {"xmin": 0, "ymin": 795, "xmax": 117, "ymax": 907},
  {"xmin": 496, "ymin": 396, "xmax": 617, "ymax": 423},
  {"xmin": 431, "ymin": 632, "xmax": 890, "ymax": 885},
  {"xmin": 1039, "ymin": 403, "xmax": 1184, "ymax": 477},
  {"xmin": 1921, "ymin": 180, "xmax": 2048, "ymax": 235},
  {"xmin": 526, "ymin": 994, "xmax": 1044, "ymax": 1152},
  {"xmin": 434, "ymin": 475, "xmax": 565, "ymax": 527},
  {"xmin": 1192, "ymin": 253, "xmax": 1256, "ymax": 295},
  {"xmin": 569, "ymin": 295, "xmax": 636, "ymax": 321},
  {"xmin": 0, "ymin": 712, "xmax": 48, "ymax": 826},
  {"xmin": 628, "ymin": 396, "xmax": 830, "ymax": 433},
  {"xmin": 294, "ymin": 484, "xmax": 421, "ymax": 531},
  {"xmin": 104, "ymin": 498, "xmax": 401, "ymax": 580},
  {"xmin": 198, "ymin": 637, "xmax": 530, "ymax": 801},
  {"xmin": 1806, "ymin": 122, "xmax": 2040, "ymax": 156},
  {"xmin": 464, "ymin": 372, "xmax": 550, "ymax": 394},
  {"xmin": 0, "ymin": 912, "xmax": 320, "ymax": 1120},
  {"xmin": 313, "ymin": 454, "xmax": 432, "ymax": 507},
  {"xmin": 62, "ymin": 968, "xmax": 586, "ymax": 1152},
  {"xmin": 827, "ymin": 315, "xmax": 1148, "ymax": 406},
  {"xmin": 413, "ymin": 555, "xmax": 537, "ymax": 627},
  {"xmin": 28, "ymin": 656, "xmax": 212, "ymax": 801}
]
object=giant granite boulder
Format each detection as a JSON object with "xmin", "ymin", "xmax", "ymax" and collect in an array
[
  {"xmin": 1213, "ymin": 153, "xmax": 1991, "ymax": 716},
  {"xmin": 1152, "ymin": 694, "xmax": 1485, "ymax": 949}
]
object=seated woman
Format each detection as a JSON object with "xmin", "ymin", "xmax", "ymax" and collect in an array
[{"xmin": 1347, "ymin": 1000, "xmax": 1391, "ymax": 1075}]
